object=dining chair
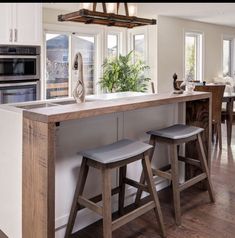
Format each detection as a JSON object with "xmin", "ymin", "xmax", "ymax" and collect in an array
[{"xmin": 194, "ymin": 85, "xmax": 225, "ymax": 149}]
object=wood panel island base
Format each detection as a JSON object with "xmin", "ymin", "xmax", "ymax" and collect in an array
[{"xmin": 22, "ymin": 92, "xmax": 211, "ymax": 238}]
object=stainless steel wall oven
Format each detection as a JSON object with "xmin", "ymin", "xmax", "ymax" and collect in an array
[{"xmin": 0, "ymin": 45, "xmax": 40, "ymax": 104}]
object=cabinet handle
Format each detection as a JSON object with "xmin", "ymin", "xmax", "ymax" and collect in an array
[
  {"xmin": 14, "ymin": 29, "xmax": 17, "ymax": 42},
  {"xmin": 9, "ymin": 29, "xmax": 13, "ymax": 42}
]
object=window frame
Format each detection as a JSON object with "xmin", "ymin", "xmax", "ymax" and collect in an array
[
  {"xmin": 71, "ymin": 32, "xmax": 98, "ymax": 95},
  {"xmin": 222, "ymin": 35, "xmax": 234, "ymax": 77},
  {"xmin": 128, "ymin": 27, "xmax": 148, "ymax": 63},
  {"xmin": 183, "ymin": 29, "xmax": 204, "ymax": 82},
  {"xmin": 43, "ymin": 30, "xmax": 71, "ymax": 100},
  {"xmin": 43, "ymin": 23, "xmax": 102, "ymax": 99},
  {"xmin": 43, "ymin": 23, "xmax": 128, "ymax": 98}
]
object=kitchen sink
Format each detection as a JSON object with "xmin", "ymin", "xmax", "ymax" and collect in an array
[
  {"xmin": 53, "ymin": 100, "xmax": 76, "ymax": 105},
  {"xmin": 16, "ymin": 102, "xmax": 59, "ymax": 110},
  {"xmin": 53, "ymin": 98, "xmax": 97, "ymax": 105}
]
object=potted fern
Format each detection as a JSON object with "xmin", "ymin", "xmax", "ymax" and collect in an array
[{"xmin": 99, "ymin": 51, "xmax": 151, "ymax": 93}]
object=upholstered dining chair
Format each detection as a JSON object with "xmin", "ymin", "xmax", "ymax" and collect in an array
[{"xmin": 194, "ymin": 85, "xmax": 225, "ymax": 149}]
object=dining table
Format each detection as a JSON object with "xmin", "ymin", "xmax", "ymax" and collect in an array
[{"xmin": 222, "ymin": 92, "xmax": 235, "ymax": 145}]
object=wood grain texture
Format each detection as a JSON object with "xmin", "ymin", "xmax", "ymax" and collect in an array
[
  {"xmin": 22, "ymin": 118, "xmax": 56, "ymax": 238},
  {"xmin": 194, "ymin": 85, "xmax": 225, "ymax": 150},
  {"xmin": 23, "ymin": 92, "xmax": 211, "ymax": 123},
  {"xmin": 169, "ymin": 145, "xmax": 181, "ymax": 226},
  {"xmin": 22, "ymin": 92, "xmax": 211, "ymax": 238},
  {"xmin": 57, "ymin": 7, "xmax": 156, "ymax": 28},
  {"xmin": 72, "ymin": 129, "xmax": 235, "ymax": 238},
  {"xmin": 222, "ymin": 93, "xmax": 235, "ymax": 146},
  {"xmin": 185, "ymin": 97, "xmax": 212, "ymax": 188},
  {"xmin": 102, "ymin": 168, "xmax": 112, "ymax": 238},
  {"xmin": 0, "ymin": 230, "xmax": 8, "ymax": 238},
  {"xmin": 65, "ymin": 158, "xmax": 89, "ymax": 238},
  {"xmin": 142, "ymin": 154, "xmax": 166, "ymax": 237}
]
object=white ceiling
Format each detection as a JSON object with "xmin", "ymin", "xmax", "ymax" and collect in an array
[{"xmin": 43, "ymin": 3, "xmax": 235, "ymax": 28}]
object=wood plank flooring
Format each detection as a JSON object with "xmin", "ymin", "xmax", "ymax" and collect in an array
[{"xmin": 72, "ymin": 124, "xmax": 235, "ymax": 238}]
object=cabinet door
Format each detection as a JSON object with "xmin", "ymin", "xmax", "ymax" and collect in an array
[
  {"xmin": 0, "ymin": 4, "xmax": 13, "ymax": 44},
  {"xmin": 14, "ymin": 3, "xmax": 42, "ymax": 45}
]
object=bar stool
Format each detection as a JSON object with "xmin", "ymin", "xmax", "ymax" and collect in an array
[
  {"xmin": 135, "ymin": 124, "xmax": 215, "ymax": 226},
  {"xmin": 65, "ymin": 139, "xmax": 166, "ymax": 238}
]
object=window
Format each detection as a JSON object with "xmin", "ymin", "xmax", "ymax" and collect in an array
[
  {"xmin": 223, "ymin": 39, "xmax": 232, "ymax": 77},
  {"xmin": 45, "ymin": 32, "xmax": 97, "ymax": 99},
  {"xmin": 184, "ymin": 32, "xmax": 203, "ymax": 81},
  {"xmin": 107, "ymin": 34, "xmax": 118, "ymax": 58},
  {"xmin": 133, "ymin": 34, "xmax": 145, "ymax": 61},
  {"xmin": 72, "ymin": 35, "xmax": 96, "ymax": 95},
  {"xmin": 46, "ymin": 33, "xmax": 69, "ymax": 99}
]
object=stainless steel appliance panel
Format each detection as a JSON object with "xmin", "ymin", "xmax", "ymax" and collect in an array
[
  {"xmin": 0, "ymin": 81, "xmax": 40, "ymax": 104},
  {"xmin": 0, "ymin": 45, "xmax": 40, "ymax": 82}
]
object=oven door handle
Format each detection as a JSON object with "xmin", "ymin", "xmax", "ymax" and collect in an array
[
  {"xmin": 0, "ymin": 82, "xmax": 38, "ymax": 87},
  {"xmin": 0, "ymin": 55, "xmax": 38, "ymax": 59}
]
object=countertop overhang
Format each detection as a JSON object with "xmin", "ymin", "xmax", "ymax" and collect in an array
[{"xmin": 23, "ymin": 92, "xmax": 211, "ymax": 123}]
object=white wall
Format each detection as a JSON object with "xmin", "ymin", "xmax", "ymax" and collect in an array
[
  {"xmin": 0, "ymin": 108, "xmax": 22, "ymax": 238},
  {"xmin": 156, "ymin": 15, "xmax": 235, "ymax": 93}
]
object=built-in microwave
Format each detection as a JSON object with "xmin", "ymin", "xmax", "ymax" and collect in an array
[
  {"xmin": 0, "ymin": 45, "xmax": 41, "ymax": 104},
  {"xmin": 0, "ymin": 45, "xmax": 40, "ymax": 81}
]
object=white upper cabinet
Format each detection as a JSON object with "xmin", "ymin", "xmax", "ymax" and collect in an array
[
  {"xmin": 0, "ymin": 3, "xmax": 42, "ymax": 45},
  {"xmin": 0, "ymin": 4, "xmax": 13, "ymax": 44}
]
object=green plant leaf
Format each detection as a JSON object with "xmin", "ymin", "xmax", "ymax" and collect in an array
[{"xmin": 99, "ymin": 51, "xmax": 151, "ymax": 93}]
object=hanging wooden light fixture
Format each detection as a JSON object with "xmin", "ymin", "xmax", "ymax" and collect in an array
[{"xmin": 58, "ymin": 3, "xmax": 156, "ymax": 28}]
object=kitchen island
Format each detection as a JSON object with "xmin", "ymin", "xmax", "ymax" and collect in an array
[{"xmin": 0, "ymin": 91, "xmax": 211, "ymax": 238}]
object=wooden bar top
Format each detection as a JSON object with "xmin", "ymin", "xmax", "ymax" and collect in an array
[{"xmin": 23, "ymin": 92, "xmax": 211, "ymax": 123}]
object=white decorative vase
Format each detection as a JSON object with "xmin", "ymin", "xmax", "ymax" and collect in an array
[{"xmin": 72, "ymin": 52, "xmax": 85, "ymax": 103}]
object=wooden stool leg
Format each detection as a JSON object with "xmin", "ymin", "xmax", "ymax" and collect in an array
[
  {"xmin": 197, "ymin": 134, "xmax": 216, "ymax": 203},
  {"xmin": 135, "ymin": 135, "xmax": 156, "ymax": 205},
  {"xmin": 142, "ymin": 153, "xmax": 166, "ymax": 238},
  {"xmin": 134, "ymin": 171, "xmax": 145, "ymax": 206},
  {"xmin": 65, "ymin": 158, "xmax": 89, "ymax": 238},
  {"xmin": 102, "ymin": 168, "xmax": 112, "ymax": 238},
  {"xmin": 118, "ymin": 165, "xmax": 127, "ymax": 215},
  {"xmin": 169, "ymin": 144, "xmax": 181, "ymax": 226}
]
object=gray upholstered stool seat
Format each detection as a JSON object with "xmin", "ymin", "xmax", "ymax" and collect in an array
[
  {"xmin": 135, "ymin": 123, "xmax": 215, "ymax": 227},
  {"xmin": 65, "ymin": 139, "xmax": 166, "ymax": 238},
  {"xmin": 147, "ymin": 124, "xmax": 204, "ymax": 141},
  {"xmin": 80, "ymin": 139, "xmax": 152, "ymax": 164}
]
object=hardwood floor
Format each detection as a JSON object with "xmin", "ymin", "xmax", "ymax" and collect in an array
[{"xmin": 72, "ymin": 124, "xmax": 235, "ymax": 238}]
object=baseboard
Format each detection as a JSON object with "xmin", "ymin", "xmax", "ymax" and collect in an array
[{"xmin": 55, "ymin": 177, "xmax": 169, "ymax": 236}]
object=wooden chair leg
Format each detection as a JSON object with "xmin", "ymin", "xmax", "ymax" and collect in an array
[
  {"xmin": 217, "ymin": 123, "xmax": 222, "ymax": 150},
  {"xmin": 142, "ymin": 153, "xmax": 166, "ymax": 238},
  {"xmin": 169, "ymin": 145, "xmax": 181, "ymax": 226},
  {"xmin": 102, "ymin": 168, "xmax": 112, "ymax": 238},
  {"xmin": 118, "ymin": 165, "xmax": 127, "ymax": 215},
  {"xmin": 65, "ymin": 158, "xmax": 89, "ymax": 238},
  {"xmin": 212, "ymin": 124, "xmax": 215, "ymax": 143},
  {"xmin": 135, "ymin": 135, "xmax": 156, "ymax": 206},
  {"xmin": 197, "ymin": 134, "xmax": 216, "ymax": 203}
]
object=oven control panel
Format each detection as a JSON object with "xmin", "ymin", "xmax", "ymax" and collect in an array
[{"xmin": 0, "ymin": 45, "xmax": 40, "ymax": 55}]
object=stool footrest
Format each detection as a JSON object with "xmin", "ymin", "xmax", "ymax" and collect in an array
[
  {"xmin": 77, "ymin": 187, "xmax": 120, "ymax": 211},
  {"xmin": 78, "ymin": 196, "xmax": 103, "ymax": 216},
  {"xmin": 179, "ymin": 173, "xmax": 207, "ymax": 192},
  {"xmin": 123, "ymin": 177, "xmax": 149, "ymax": 193},
  {"xmin": 178, "ymin": 156, "xmax": 201, "ymax": 168},
  {"xmin": 112, "ymin": 201, "xmax": 155, "ymax": 231},
  {"xmin": 153, "ymin": 169, "xmax": 172, "ymax": 180}
]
